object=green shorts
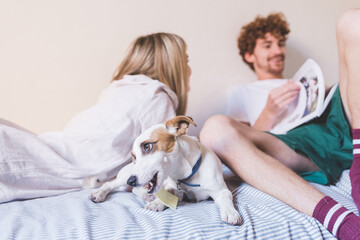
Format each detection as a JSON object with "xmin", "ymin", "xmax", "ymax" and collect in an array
[{"xmin": 271, "ymin": 86, "xmax": 352, "ymax": 185}]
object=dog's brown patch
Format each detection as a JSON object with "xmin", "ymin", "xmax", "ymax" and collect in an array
[
  {"xmin": 131, "ymin": 152, "xmax": 136, "ymax": 163},
  {"xmin": 148, "ymin": 127, "xmax": 176, "ymax": 153}
]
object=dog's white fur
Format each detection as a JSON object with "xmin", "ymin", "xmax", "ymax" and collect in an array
[{"xmin": 90, "ymin": 116, "xmax": 242, "ymax": 225}]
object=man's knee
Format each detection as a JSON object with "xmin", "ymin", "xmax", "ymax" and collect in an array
[
  {"xmin": 337, "ymin": 8, "xmax": 360, "ymax": 40},
  {"xmin": 199, "ymin": 115, "xmax": 236, "ymax": 147},
  {"xmin": 199, "ymin": 114, "xmax": 253, "ymax": 154}
]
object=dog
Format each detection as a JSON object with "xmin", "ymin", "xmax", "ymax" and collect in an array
[{"xmin": 90, "ymin": 116, "xmax": 242, "ymax": 225}]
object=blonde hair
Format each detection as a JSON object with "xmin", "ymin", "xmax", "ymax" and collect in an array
[{"xmin": 112, "ymin": 32, "xmax": 189, "ymax": 115}]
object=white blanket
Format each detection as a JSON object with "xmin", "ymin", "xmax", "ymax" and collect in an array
[{"xmin": 0, "ymin": 75, "xmax": 177, "ymax": 203}]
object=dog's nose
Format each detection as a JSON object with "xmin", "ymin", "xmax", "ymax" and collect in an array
[{"xmin": 127, "ymin": 175, "xmax": 138, "ymax": 187}]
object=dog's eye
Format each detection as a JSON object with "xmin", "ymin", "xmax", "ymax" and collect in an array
[{"xmin": 142, "ymin": 142, "xmax": 154, "ymax": 153}]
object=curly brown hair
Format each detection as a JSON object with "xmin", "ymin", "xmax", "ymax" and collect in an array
[{"xmin": 237, "ymin": 13, "xmax": 290, "ymax": 71}]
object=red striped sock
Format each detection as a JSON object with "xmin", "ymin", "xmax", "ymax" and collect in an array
[
  {"xmin": 313, "ymin": 196, "xmax": 360, "ymax": 239},
  {"xmin": 350, "ymin": 129, "xmax": 360, "ymax": 212}
]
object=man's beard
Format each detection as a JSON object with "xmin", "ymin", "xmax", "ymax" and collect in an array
[{"xmin": 267, "ymin": 54, "xmax": 285, "ymax": 75}]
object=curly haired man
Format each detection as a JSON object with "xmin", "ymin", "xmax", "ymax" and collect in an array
[
  {"xmin": 227, "ymin": 13, "xmax": 301, "ymax": 131},
  {"xmin": 201, "ymin": 10, "xmax": 360, "ymax": 239}
]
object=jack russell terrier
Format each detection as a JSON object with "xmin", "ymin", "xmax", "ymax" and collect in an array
[{"xmin": 90, "ymin": 116, "xmax": 242, "ymax": 225}]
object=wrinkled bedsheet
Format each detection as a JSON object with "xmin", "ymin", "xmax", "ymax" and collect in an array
[{"xmin": 2, "ymin": 169, "xmax": 355, "ymax": 239}]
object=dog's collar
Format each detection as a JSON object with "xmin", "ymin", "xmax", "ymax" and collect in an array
[{"xmin": 177, "ymin": 154, "xmax": 202, "ymax": 187}]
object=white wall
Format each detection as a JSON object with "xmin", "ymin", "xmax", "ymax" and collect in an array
[{"xmin": 0, "ymin": 0, "xmax": 358, "ymax": 136}]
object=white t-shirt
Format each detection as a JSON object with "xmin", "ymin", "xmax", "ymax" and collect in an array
[
  {"xmin": 226, "ymin": 79, "xmax": 286, "ymax": 126},
  {"xmin": 0, "ymin": 74, "xmax": 178, "ymax": 203}
]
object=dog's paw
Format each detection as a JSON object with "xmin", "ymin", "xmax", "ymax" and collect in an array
[
  {"xmin": 221, "ymin": 208, "xmax": 243, "ymax": 225},
  {"xmin": 145, "ymin": 199, "xmax": 166, "ymax": 212},
  {"xmin": 90, "ymin": 189, "xmax": 107, "ymax": 203}
]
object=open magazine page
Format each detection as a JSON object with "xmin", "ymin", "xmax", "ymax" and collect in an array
[
  {"xmin": 322, "ymin": 83, "xmax": 338, "ymax": 112},
  {"xmin": 271, "ymin": 59, "xmax": 325, "ymax": 134}
]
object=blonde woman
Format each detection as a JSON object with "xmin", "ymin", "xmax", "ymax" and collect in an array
[{"xmin": 0, "ymin": 32, "xmax": 192, "ymax": 203}]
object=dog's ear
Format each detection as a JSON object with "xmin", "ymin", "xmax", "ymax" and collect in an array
[{"xmin": 165, "ymin": 116, "xmax": 197, "ymax": 136}]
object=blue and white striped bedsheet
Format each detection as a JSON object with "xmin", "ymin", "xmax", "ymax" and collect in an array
[{"xmin": 1, "ymin": 170, "xmax": 355, "ymax": 239}]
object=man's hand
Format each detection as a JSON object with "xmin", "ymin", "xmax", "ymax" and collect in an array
[{"xmin": 253, "ymin": 80, "xmax": 300, "ymax": 131}]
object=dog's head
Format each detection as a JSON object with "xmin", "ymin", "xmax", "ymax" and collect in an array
[{"xmin": 127, "ymin": 116, "xmax": 196, "ymax": 194}]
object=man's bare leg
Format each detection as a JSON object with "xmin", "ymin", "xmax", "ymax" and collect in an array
[
  {"xmin": 200, "ymin": 114, "xmax": 360, "ymax": 239},
  {"xmin": 199, "ymin": 115, "xmax": 324, "ymax": 216},
  {"xmin": 337, "ymin": 9, "xmax": 360, "ymax": 218},
  {"xmin": 337, "ymin": 9, "xmax": 360, "ymax": 128},
  {"xmin": 324, "ymin": 10, "xmax": 360, "ymax": 240}
]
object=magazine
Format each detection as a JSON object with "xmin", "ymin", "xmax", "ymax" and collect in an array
[{"xmin": 271, "ymin": 59, "xmax": 337, "ymax": 134}]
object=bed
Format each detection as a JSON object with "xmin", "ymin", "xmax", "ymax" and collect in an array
[{"xmin": 1, "ymin": 167, "xmax": 355, "ymax": 239}]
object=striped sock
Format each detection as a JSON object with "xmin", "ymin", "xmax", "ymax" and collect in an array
[
  {"xmin": 350, "ymin": 129, "xmax": 360, "ymax": 212},
  {"xmin": 313, "ymin": 196, "xmax": 360, "ymax": 239}
]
